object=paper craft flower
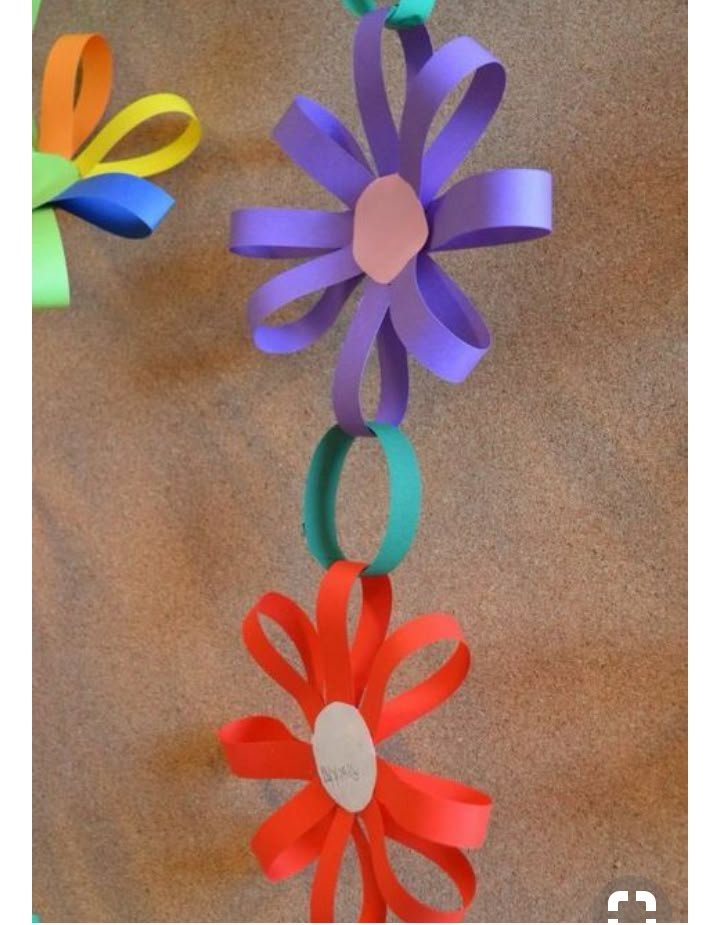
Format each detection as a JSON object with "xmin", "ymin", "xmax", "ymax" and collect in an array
[
  {"xmin": 219, "ymin": 560, "xmax": 492, "ymax": 923},
  {"xmin": 32, "ymin": 11, "xmax": 200, "ymax": 309},
  {"xmin": 230, "ymin": 7, "xmax": 552, "ymax": 436}
]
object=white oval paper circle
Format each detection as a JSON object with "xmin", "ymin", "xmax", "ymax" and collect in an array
[{"xmin": 311, "ymin": 702, "xmax": 377, "ymax": 813}]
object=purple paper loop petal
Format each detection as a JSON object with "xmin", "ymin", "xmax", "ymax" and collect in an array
[
  {"xmin": 247, "ymin": 246, "xmax": 362, "ymax": 353},
  {"xmin": 354, "ymin": 9, "xmax": 434, "ymax": 177},
  {"xmin": 230, "ymin": 208, "xmax": 353, "ymax": 259},
  {"xmin": 399, "ymin": 36, "xmax": 505, "ymax": 203},
  {"xmin": 273, "ymin": 96, "xmax": 374, "ymax": 207},
  {"xmin": 332, "ymin": 280, "xmax": 409, "ymax": 437},
  {"xmin": 428, "ymin": 168, "xmax": 553, "ymax": 250},
  {"xmin": 390, "ymin": 254, "xmax": 491, "ymax": 382}
]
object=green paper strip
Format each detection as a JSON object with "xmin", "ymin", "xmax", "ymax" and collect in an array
[
  {"xmin": 32, "ymin": 150, "xmax": 79, "ymax": 210},
  {"xmin": 32, "ymin": 208, "xmax": 70, "ymax": 310},
  {"xmin": 341, "ymin": 0, "xmax": 436, "ymax": 29},
  {"xmin": 32, "ymin": 0, "xmax": 41, "ymax": 28},
  {"xmin": 32, "ymin": 916, "xmax": 41, "ymax": 923},
  {"xmin": 303, "ymin": 421, "xmax": 422, "ymax": 576}
]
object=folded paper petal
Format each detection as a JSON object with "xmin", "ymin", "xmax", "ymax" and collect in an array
[
  {"xmin": 274, "ymin": 97, "xmax": 373, "ymax": 207},
  {"xmin": 362, "ymin": 800, "xmax": 476, "ymax": 922},
  {"xmin": 376, "ymin": 760, "xmax": 492, "ymax": 848},
  {"xmin": 315, "ymin": 560, "xmax": 392, "ymax": 704},
  {"xmin": 390, "ymin": 255, "xmax": 491, "ymax": 383},
  {"xmin": 400, "ymin": 36, "xmax": 505, "ymax": 203},
  {"xmin": 247, "ymin": 247, "xmax": 362, "ymax": 353},
  {"xmin": 429, "ymin": 169, "xmax": 553, "ymax": 250},
  {"xmin": 361, "ymin": 612, "xmax": 469, "ymax": 743},
  {"xmin": 74, "ymin": 93, "xmax": 201, "ymax": 179},
  {"xmin": 231, "ymin": 208, "xmax": 353, "ymax": 259},
  {"xmin": 32, "ymin": 208, "xmax": 70, "ymax": 309},
  {"xmin": 332, "ymin": 280, "xmax": 409, "ymax": 437},
  {"xmin": 51, "ymin": 174, "xmax": 174, "ymax": 237},
  {"xmin": 243, "ymin": 592, "xmax": 325, "ymax": 727},
  {"xmin": 32, "ymin": 151, "xmax": 79, "ymax": 209},
  {"xmin": 38, "ymin": 33, "xmax": 112, "ymax": 158},
  {"xmin": 311, "ymin": 812, "xmax": 387, "ymax": 923},
  {"xmin": 218, "ymin": 716, "xmax": 315, "ymax": 780},
  {"xmin": 252, "ymin": 779, "xmax": 337, "ymax": 881}
]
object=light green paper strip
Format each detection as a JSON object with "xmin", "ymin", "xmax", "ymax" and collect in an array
[
  {"xmin": 341, "ymin": 0, "xmax": 436, "ymax": 29},
  {"xmin": 33, "ymin": 208, "xmax": 70, "ymax": 310},
  {"xmin": 32, "ymin": 0, "xmax": 41, "ymax": 28},
  {"xmin": 32, "ymin": 150, "xmax": 79, "ymax": 210}
]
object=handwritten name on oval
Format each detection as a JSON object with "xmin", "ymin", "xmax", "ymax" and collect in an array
[{"xmin": 311, "ymin": 702, "xmax": 377, "ymax": 812}]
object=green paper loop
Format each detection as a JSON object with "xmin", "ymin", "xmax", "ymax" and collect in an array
[
  {"xmin": 303, "ymin": 421, "xmax": 422, "ymax": 576},
  {"xmin": 32, "ymin": 0, "xmax": 41, "ymax": 29},
  {"xmin": 341, "ymin": 0, "xmax": 436, "ymax": 29},
  {"xmin": 33, "ymin": 208, "xmax": 70, "ymax": 310},
  {"xmin": 32, "ymin": 150, "xmax": 79, "ymax": 209}
]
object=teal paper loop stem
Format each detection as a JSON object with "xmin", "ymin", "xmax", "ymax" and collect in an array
[
  {"xmin": 341, "ymin": 0, "xmax": 436, "ymax": 29},
  {"xmin": 303, "ymin": 421, "xmax": 422, "ymax": 576}
]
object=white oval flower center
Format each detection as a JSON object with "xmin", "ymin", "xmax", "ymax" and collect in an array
[
  {"xmin": 311, "ymin": 702, "xmax": 377, "ymax": 812},
  {"xmin": 352, "ymin": 173, "xmax": 429, "ymax": 284}
]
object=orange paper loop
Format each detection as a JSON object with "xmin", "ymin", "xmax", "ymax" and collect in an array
[{"xmin": 38, "ymin": 33, "xmax": 112, "ymax": 158}]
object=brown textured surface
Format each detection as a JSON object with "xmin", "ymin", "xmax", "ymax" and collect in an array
[{"xmin": 32, "ymin": 1, "xmax": 687, "ymax": 922}]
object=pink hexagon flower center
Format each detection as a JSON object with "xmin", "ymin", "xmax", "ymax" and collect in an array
[{"xmin": 352, "ymin": 173, "xmax": 429, "ymax": 284}]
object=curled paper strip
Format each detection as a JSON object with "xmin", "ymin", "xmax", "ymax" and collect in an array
[
  {"xmin": 230, "ymin": 7, "xmax": 552, "ymax": 435},
  {"xmin": 32, "ymin": 24, "xmax": 201, "ymax": 309},
  {"xmin": 304, "ymin": 421, "xmax": 422, "ymax": 575},
  {"xmin": 219, "ymin": 560, "xmax": 492, "ymax": 923},
  {"xmin": 342, "ymin": 0, "xmax": 437, "ymax": 30}
]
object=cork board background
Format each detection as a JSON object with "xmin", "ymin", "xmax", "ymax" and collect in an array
[{"xmin": 32, "ymin": 1, "xmax": 688, "ymax": 922}]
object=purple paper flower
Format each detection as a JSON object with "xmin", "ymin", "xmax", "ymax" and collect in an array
[{"xmin": 230, "ymin": 8, "xmax": 552, "ymax": 436}]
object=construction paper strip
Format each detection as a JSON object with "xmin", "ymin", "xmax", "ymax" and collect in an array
[
  {"xmin": 274, "ymin": 96, "xmax": 373, "ymax": 206},
  {"xmin": 51, "ymin": 174, "xmax": 174, "ymax": 238},
  {"xmin": 310, "ymin": 812, "xmax": 388, "ymax": 923},
  {"xmin": 243, "ymin": 592, "xmax": 325, "ymax": 727},
  {"xmin": 315, "ymin": 560, "xmax": 392, "ymax": 705},
  {"xmin": 32, "ymin": 151, "xmax": 79, "ymax": 210},
  {"xmin": 252, "ymin": 779, "xmax": 337, "ymax": 881},
  {"xmin": 400, "ymin": 36, "xmax": 506, "ymax": 203},
  {"xmin": 38, "ymin": 33, "xmax": 112, "ymax": 158},
  {"xmin": 376, "ymin": 760, "xmax": 492, "ymax": 849},
  {"xmin": 231, "ymin": 208, "xmax": 353, "ymax": 259},
  {"xmin": 247, "ymin": 247, "xmax": 362, "ymax": 353},
  {"xmin": 332, "ymin": 281, "xmax": 409, "ymax": 437},
  {"xmin": 390, "ymin": 255, "xmax": 491, "ymax": 383},
  {"xmin": 303, "ymin": 422, "xmax": 422, "ymax": 576},
  {"xmin": 32, "ymin": 208, "xmax": 69, "ymax": 310},
  {"xmin": 218, "ymin": 716, "xmax": 316, "ymax": 780},
  {"xmin": 74, "ymin": 93, "xmax": 201, "ymax": 178},
  {"xmin": 361, "ymin": 612, "xmax": 469, "ymax": 743},
  {"xmin": 32, "ymin": 0, "xmax": 41, "ymax": 27},
  {"xmin": 342, "ymin": 0, "xmax": 436, "ymax": 30},
  {"xmin": 362, "ymin": 800, "xmax": 476, "ymax": 922},
  {"xmin": 429, "ymin": 169, "xmax": 553, "ymax": 250}
]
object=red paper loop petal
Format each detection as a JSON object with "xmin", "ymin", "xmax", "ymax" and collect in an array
[
  {"xmin": 376, "ymin": 759, "xmax": 492, "ymax": 848},
  {"xmin": 362, "ymin": 800, "xmax": 476, "ymax": 922},
  {"xmin": 252, "ymin": 779, "xmax": 336, "ymax": 881},
  {"xmin": 311, "ymin": 811, "xmax": 388, "ymax": 924},
  {"xmin": 243, "ymin": 591, "xmax": 325, "ymax": 726},
  {"xmin": 218, "ymin": 716, "xmax": 315, "ymax": 780},
  {"xmin": 360, "ymin": 612, "xmax": 470, "ymax": 742},
  {"xmin": 315, "ymin": 560, "xmax": 392, "ymax": 705}
]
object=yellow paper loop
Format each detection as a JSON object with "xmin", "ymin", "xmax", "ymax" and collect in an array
[{"xmin": 74, "ymin": 93, "xmax": 201, "ymax": 179}]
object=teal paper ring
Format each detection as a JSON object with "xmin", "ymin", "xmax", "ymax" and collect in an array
[
  {"xmin": 303, "ymin": 422, "xmax": 422, "ymax": 576},
  {"xmin": 341, "ymin": 0, "xmax": 436, "ymax": 30}
]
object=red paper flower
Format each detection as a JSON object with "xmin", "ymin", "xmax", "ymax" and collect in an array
[{"xmin": 219, "ymin": 560, "xmax": 492, "ymax": 923}]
